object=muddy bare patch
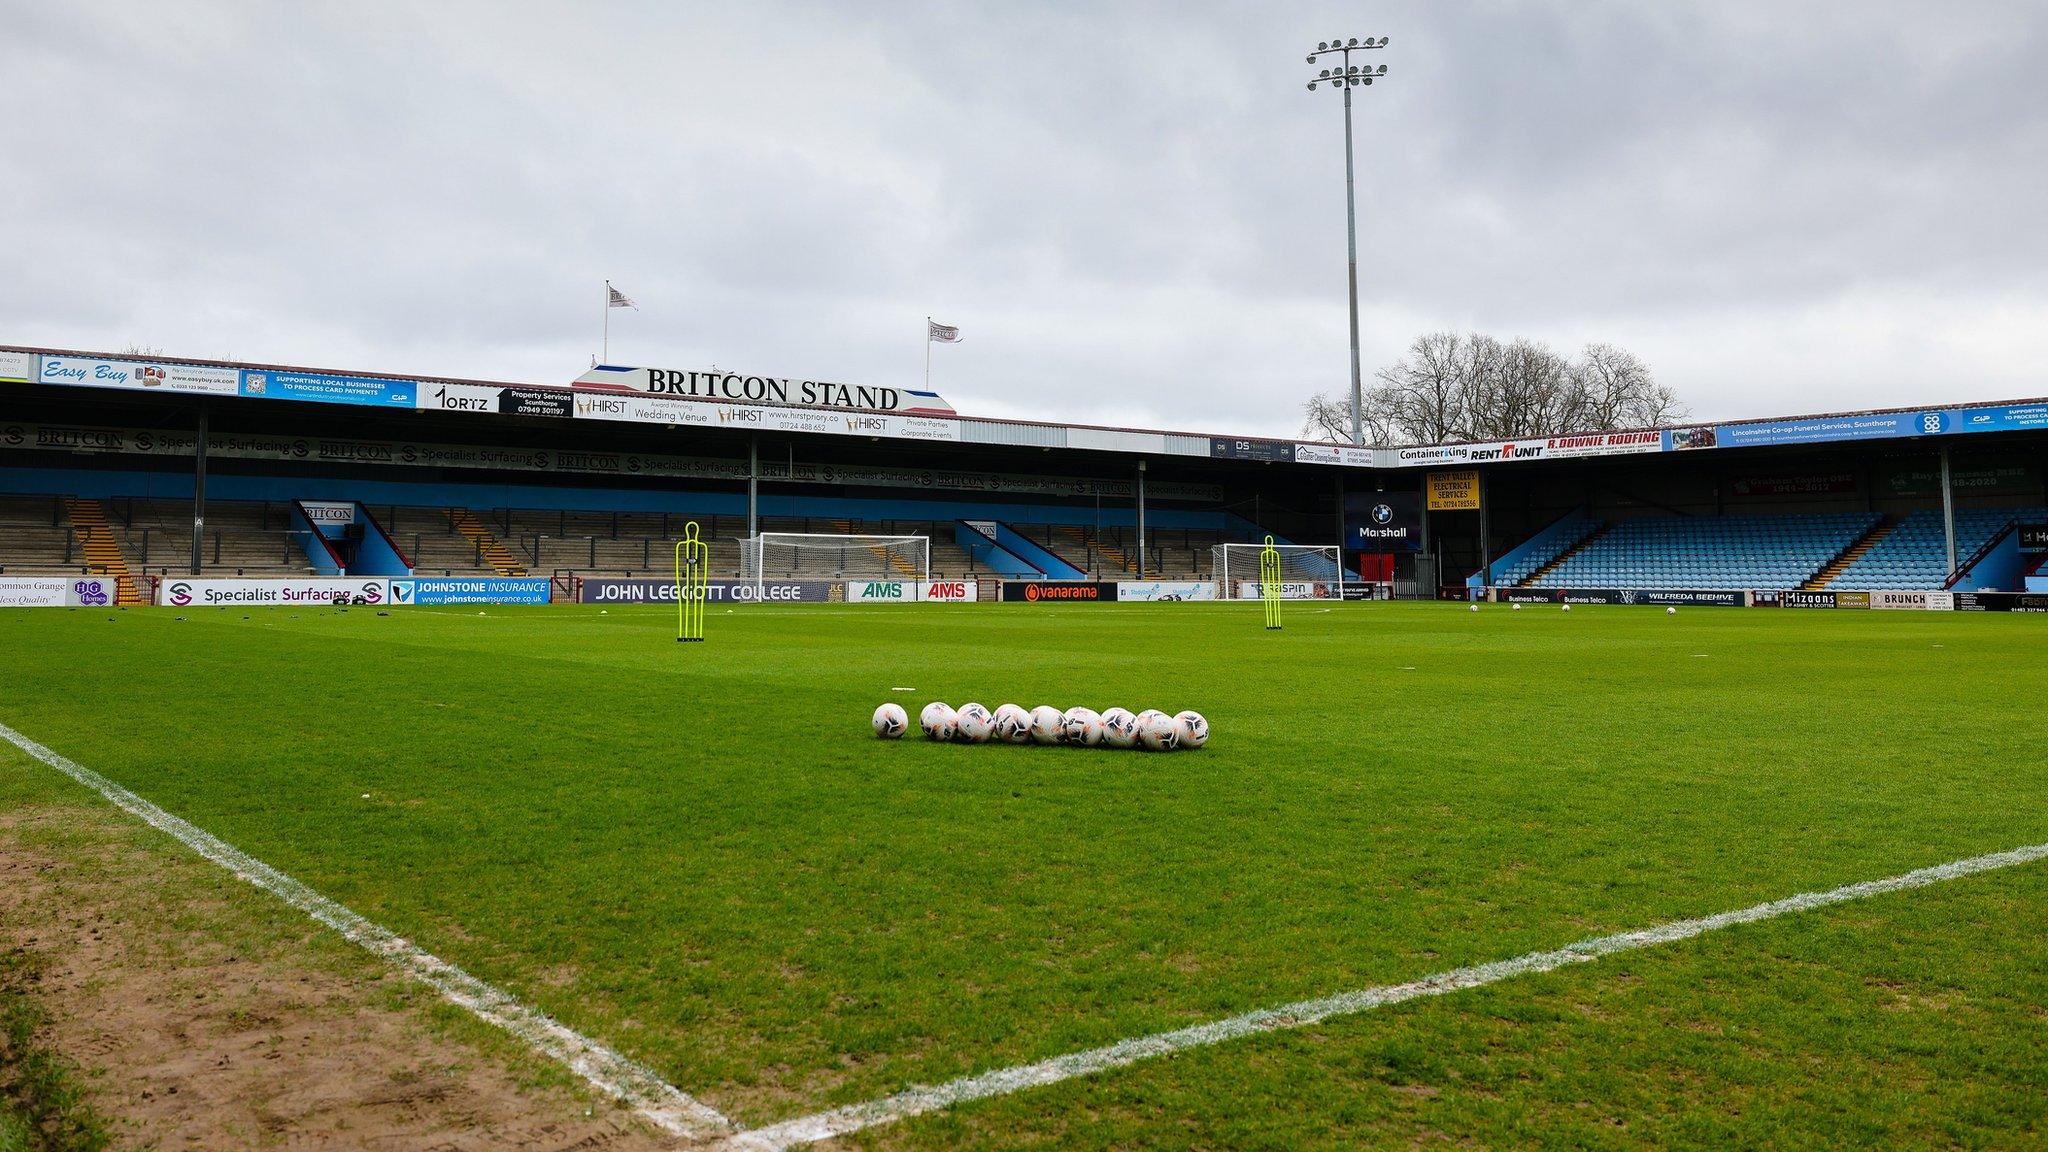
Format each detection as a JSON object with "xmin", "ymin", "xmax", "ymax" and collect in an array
[{"xmin": 0, "ymin": 806, "xmax": 686, "ymax": 1151}]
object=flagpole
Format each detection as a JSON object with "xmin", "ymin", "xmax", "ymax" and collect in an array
[
  {"xmin": 603, "ymin": 279, "xmax": 610, "ymax": 364},
  {"xmin": 924, "ymin": 316, "xmax": 932, "ymax": 390}
]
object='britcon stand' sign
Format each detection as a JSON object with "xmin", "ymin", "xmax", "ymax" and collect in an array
[{"xmin": 573, "ymin": 365, "xmax": 955, "ymax": 415}]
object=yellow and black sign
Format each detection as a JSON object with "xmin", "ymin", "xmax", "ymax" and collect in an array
[{"xmin": 1425, "ymin": 470, "xmax": 1482, "ymax": 511}]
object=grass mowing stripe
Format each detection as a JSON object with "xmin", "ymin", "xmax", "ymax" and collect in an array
[
  {"xmin": 0, "ymin": 721, "xmax": 733, "ymax": 1143},
  {"xmin": 724, "ymin": 838, "xmax": 2048, "ymax": 1151}
]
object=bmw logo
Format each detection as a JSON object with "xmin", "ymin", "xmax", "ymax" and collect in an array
[{"xmin": 1371, "ymin": 503, "xmax": 1394, "ymax": 525}]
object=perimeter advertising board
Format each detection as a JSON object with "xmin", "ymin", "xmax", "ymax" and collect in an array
[
  {"xmin": 843, "ymin": 580, "xmax": 979, "ymax": 602},
  {"xmin": 0, "ymin": 577, "xmax": 88, "ymax": 607},
  {"xmin": 0, "ymin": 350, "xmax": 32, "ymax": 383},
  {"xmin": 577, "ymin": 578, "xmax": 837, "ymax": 604},
  {"xmin": 156, "ymin": 578, "xmax": 389, "ymax": 607},
  {"xmin": 1001, "ymin": 581, "xmax": 1119, "ymax": 602},
  {"xmin": 1117, "ymin": 581, "xmax": 1218, "ymax": 602},
  {"xmin": 1235, "ymin": 581, "xmax": 1343, "ymax": 600},
  {"xmin": 1953, "ymin": 592, "xmax": 2048, "ymax": 612},
  {"xmin": 388, "ymin": 578, "xmax": 553, "ymax": 605}
]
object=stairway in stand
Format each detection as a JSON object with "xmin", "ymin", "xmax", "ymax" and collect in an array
[
  {"xmin": 1517, "ymin": 525, "xmax": 1609, "ymax": 587},
  {"xmin": 447, "ymin": 509, "xmax": 528, "ymax": 575},
  {"xmin": 1056, "ymin": 525, "xmax": 1133, "ymax": 575},
  {"xmin": 831, "ymin": 520, "xmax": 923, "ymax": 578},
  {"xmin": 1804, "ymin": 516, "xmax": 1895, "ymax": 589},
  {"xmin": 62, "ymin": 498, "xmax": 147, "ymax": 604}
]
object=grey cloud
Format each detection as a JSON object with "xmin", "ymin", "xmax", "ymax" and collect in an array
[{"xmin": 3, "ymin": 0, "xmax": 2044, "ymax": 439}]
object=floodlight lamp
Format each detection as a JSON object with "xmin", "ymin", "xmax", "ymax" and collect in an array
[
  {"xmin": 1378, "ymin": 36, "xmax": 1390, "ymax": 46},
  {"xmin": 1361, "ymin": 77, "xmax": 1372, "ymax": 85},
  {"xmin": 1320, "ymin": 68, "xmax": 1329, "ymax": 77},
  {"xmin": 1348, "ymin": 37, "xmax": 1359, "ymax": 46},
  {"xmin": 1377, "ymin": 64, "xmax": 1387, "ymax": 73},
  {"xmin": 1306, "ymin": 55, "xmax": 1317, "ymax": 63},
  {"xmin": 1306, "ymin": 82, "xmax": 1316, "ymax": 90},
  {"xmin": 1318, "ymin": 41, "xmax": 1328, "ymax": 50}
]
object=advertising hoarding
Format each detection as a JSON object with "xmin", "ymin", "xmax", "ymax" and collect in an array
[
  {"xmin": 843, "ymin": 580, "xmax": 979, "ymax": 602},
  {"xmin": 1116, "ymin": 581, "xmax": 1219, "ymax": 602},
  {"xmin": 1425, "ymin": 470, "xmax": 1480, "ymax": 511},
  {"xmin": 1346, "ymin": 492, "xmax": 1423, "ymax": 552},
  {"xmin": 576, "ymin": 578, "xmax": 837, "ymax": 604},
  {"xmin": 38, "ymin": 356, "xmax": 240, "ymax": 397},
  {"xmin": 241, "ymin": 369, "xmax": 415, "ymax": 408},
  {"xmin": 388, "ymin": 578, "xmax": 553, "ymax": 605},
  {"xmin": 156, "ymin": 578, "xmax": 389, "ymax": 606},
  {"xmin": 1001, "ymin": 581, "xmax": 1119, "ymax": 602}
]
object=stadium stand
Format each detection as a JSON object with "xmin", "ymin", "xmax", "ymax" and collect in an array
[
  {"xmin": 1526, "ymin": 512, "xmax": 1878, "ymax": 591},
  {"xmin": 1827, "ymin": 506, "xmax": 2048, "ymax": 590}
]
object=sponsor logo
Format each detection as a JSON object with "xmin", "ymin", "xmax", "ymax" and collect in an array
[
  {"xmin": 72, "ymin": 579, "xmax": 110, "ymax": 607},
  {"xmin": 574, "ymin": 395, "xmax": 629, "ymax": 416},
  {"xmin": 1005, "ymin": 581, "xmax": 1117, "ymax": 603}
]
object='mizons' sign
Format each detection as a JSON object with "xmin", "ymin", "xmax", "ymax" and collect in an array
[{"xmin": 573, "ymin": 365, "xmax": 955, "ymax": 416}]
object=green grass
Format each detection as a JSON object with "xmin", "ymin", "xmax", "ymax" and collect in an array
[
  {"xmin": 0, "ymin": 949, "xmax": 111, "ymax": 1152},
  {"xmin": 1, "ymin": 601, "xmax": 2044, "ymax": 1147}
]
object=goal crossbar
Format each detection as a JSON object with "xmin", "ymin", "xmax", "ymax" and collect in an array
[
  {"xmin": 1212, "ymin": 543, "xmax": 1346, "ymax": 600},
  {"xmin": 741, "ymin": 532, "xmax": 930, "ymax": 596}
]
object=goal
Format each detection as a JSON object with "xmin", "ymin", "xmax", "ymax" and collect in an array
[
  {"xmin": 1212, "ymin": 543, "xmax": 1347, "ymax": 600},
  {"xmin": 740, "ymin": 533, "xmax": 929, "ymax": 597}
]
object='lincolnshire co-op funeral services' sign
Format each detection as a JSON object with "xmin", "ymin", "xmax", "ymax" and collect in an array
[{"xmin": 574, "ymin": 364, "xmax": 956, "ymax": 416}]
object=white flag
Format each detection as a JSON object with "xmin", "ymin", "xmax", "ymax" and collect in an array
[
  {"xmin": 928, "ymin": 320, "xmax": 961, "ymax": 343},
  {"xmin": 608, "ymin": 286, "xmax": 637, "ymax": 309}
]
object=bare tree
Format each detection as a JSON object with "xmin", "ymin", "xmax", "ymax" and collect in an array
[{"xmin": 1306, "ymin": 331, "xmax": 1686, "ymax": 447}]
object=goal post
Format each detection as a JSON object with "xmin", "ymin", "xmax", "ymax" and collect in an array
[
  {"xmin": 1213, "ymin": 543, "xmax": 1346, "ymax": 599},
  {"xmin": 740, "ymin": 532, "xmax": 929, "ymax": 598}
]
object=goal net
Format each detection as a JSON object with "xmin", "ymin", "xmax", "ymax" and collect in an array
[
  {"xmin": 740, "ymin": 533, "xmax": 929, "ymax": 596},
  {"xmin": 1212, "ymin": 543, "xmax": 1347, "ymax": 600}
]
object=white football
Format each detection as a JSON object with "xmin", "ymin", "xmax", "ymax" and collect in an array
[
  {"xmin": 1562, "ymin": 604, "xmax": 1572, "ymax": 612},
  {"xmin": 992, "ymin": 703, "xmax": 1032, "ymax": 743},
  {"xmin": 1469, "ymin": 603, "xmax": 1478, "ymax": 613},
  {"xmin": 1137, "ymin": 711, "xmax": 1179, "ymax": 751},
  {"xmin": 1028, "ymin": 706, "xmax": 1065, "ymax": 745},
  {"xmin": 955, "ymin": 702, "xmax": 994, "ymax": 743},
  {"xmin": 1062, "ymin": 707, "xmax": 1104, "ymax": 746},
  {"xmin": 872, "ymin": 702, "xmax": 908, "ymax": 739},
  {"xmin": 919, "ymin": 701, "xmax": 956, "ymax": 741},
  {"xmin": 1173, "ymin": 710, "xmax": 1209, "ymax": 749},
  {"xmin": 1667, "ymin": 606, "xmax": 1677, "ymax": 615},
  {"xmin": 1512, "ymin": 603, "xmax": 1522, "ymax": 611},
  {"xmin": 1100, "ymin": 707, "xmax": 1138, "ymax": 749}
]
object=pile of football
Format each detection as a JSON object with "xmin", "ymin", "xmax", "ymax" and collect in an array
[{"xmin": 870, "ymin": 702, "xmax": 1208, "ymax": 751}]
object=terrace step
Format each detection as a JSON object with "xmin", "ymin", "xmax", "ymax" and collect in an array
[
  {"xmin": 1519, "ymin": 524, "xmax": 1609, "ymax": 587},
  {"xmin": 1807, "ymin": 516, "xmax": 1895, "ymax": 589},
  {"xmin": 62, "ymin": 497, "xmax": 147, "ymax": 604},
  {"xmin": 448, "ymin": 509, "xmax": 528, "ymax": 576},
  {"xmin": 1057, "ymin": 525, "xmax": 1134, "ymax": 575}
]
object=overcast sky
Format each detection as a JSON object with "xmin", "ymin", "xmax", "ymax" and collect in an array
[{"xmin": 5, "ymin": 1, "xmax": 2045, "ymax": 438}]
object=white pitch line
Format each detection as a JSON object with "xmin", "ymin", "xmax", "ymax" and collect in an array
[
  {"xmin": 724, "ymin": 838, "xmax": 2048, "ymax": 1151},
  {"xmin": 0, "ymin": 721, "xmax": 732, "ymax": 1143}
]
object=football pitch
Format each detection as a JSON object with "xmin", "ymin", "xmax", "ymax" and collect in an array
[{"xmin": 3, "ymin": 601, "xmax": 2045, "ymax": 1149}]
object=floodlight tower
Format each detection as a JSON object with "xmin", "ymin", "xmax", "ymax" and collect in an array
[{"xmin": 1305, "ymin": 36, "xmax": 1389, "ymax": 445}]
